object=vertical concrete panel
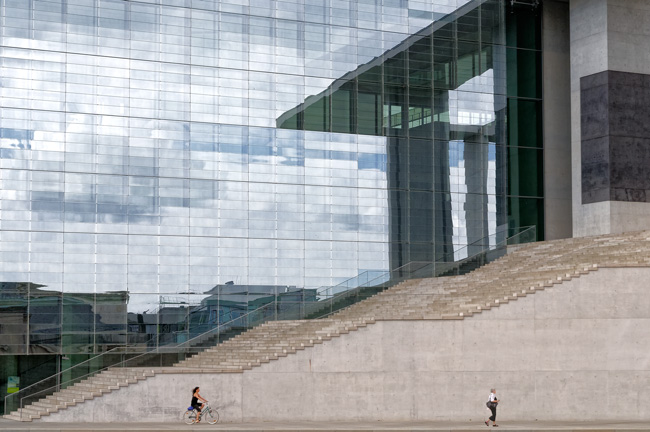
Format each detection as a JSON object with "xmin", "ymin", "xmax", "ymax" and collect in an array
[
  {"xmin": 570, "ymin": 0, "xmax": 608, "ymax": 236},
  {"xmin": 543, "ymin": 0, "xmax": 572, "ymax": 240}
]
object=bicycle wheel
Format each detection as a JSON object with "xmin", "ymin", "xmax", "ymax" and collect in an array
[
  {"xmin": 204, "ymin": 408, "xmax": 219, "ymax": 424},
  {"xmin": 183, "ymin": 410, "xmax": 196, "ymax": 424}
]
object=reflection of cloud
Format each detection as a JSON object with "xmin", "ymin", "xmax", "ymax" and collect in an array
[
  {"xmin": 0, "ymin": 127, "xmax": 33, "ymax": 150},
  {"xmin": 2, "ymin": 1, "xmax": 478, "ymax": 131}
]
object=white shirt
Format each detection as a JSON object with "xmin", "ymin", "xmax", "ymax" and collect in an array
[{"xmin": 489, "ymin": 393, "xmax": 497, "ymax": 402}]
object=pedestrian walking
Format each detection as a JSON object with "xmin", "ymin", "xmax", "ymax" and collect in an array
[{"xmin": 485, "ymin": 388, "xmax": 499, "ymax": 427}]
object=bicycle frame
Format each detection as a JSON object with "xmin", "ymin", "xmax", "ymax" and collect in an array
[
  {"xmin": 189, "ymin": 402, "xmax": 214, "ymax": 421},
  {"xmin": 198, "ymin": 403, "xmax": 210, "ymax": 419}
]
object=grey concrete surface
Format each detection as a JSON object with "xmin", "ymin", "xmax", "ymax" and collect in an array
[
  {"xmin": 34, "ymin": 267, "xmax": 650, "ymax": 423},
  {"xmin": 543, "ymin": 0, "xmax": 572, "ymax": 240},
  {"xmin": 570, "ymin": 0, "xmax": 609, "ymax": 236},
  {"xmin": 9, "ymin": 419, "xmax": 650, "ymax": 431}
]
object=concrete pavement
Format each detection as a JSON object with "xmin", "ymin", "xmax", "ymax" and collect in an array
[{"xmin": 3, "ymin": 419, "xmax": 650, "ymax": 431}]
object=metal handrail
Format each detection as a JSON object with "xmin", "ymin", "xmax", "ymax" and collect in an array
[
  {"xmin": 408, "ymin": 226, "xmax": 538, "ymax": 302},
  {"xmin": 10, "ymin": 299, "xmax": 304, "ymax": 419},
  {"xmin": 314, "ymin": 225, "xmax": 536, "ymax": 299},
  {"xmin": 308, "ymin": 226, "xmax": 537, "ymax": 319},
  {"xmin": 321, "ymin": 226, "xmax": 536, "ymax": 299},
  {"xmin": 3, "ymin": 345, "xmax": 125, "ymax": 415},
  {"xmin": 3, "ymin": 300, "xmax": 281, "ymax": 417}
]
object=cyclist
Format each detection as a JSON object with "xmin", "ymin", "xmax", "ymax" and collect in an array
[{"xmin": 191, "ymin": 386, "xmax": 207, "ymax": 422}]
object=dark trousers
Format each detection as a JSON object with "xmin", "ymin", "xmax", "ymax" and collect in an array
[{"xmin": 489, "ymin": 405, "xmax": 497, "ymax": 422}]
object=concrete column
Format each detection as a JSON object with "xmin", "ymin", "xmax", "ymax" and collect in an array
[
  {"xmin": 543, "ymin": 0, "xmax": 572, "ymax": 240},
  {"xmin": 571, "ymin": 0, "xmax": 650, "ymax": 236},
  {"xmin": 570, "ymin": 0, "xmax": 609, "ymax": 236}
]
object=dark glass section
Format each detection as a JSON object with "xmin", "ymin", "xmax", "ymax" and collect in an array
[
  {"xmin": 384, "ymin": 51, "xmax": 406, "ymax": 86},
  {"xmin": 408, "ymin": 89, "xmax": 433, "ymax": 139},
  {"xmin": 506, "ymin": 1, "xmax": 542, "ymax": 50},
  {"xmin": 303, "ymin": 94, "xmax": 330, "ymax": 132},
  {"xmin": 508, "ymin": 98, "xmax": 543, "ymax": 148},
  {"xmin": 505, "ymin": 0, "xmax": 543, "ymax": 241},
  {"xmin": 408, "ymin": 139, "xmax": 434, "ymax": 190},
  {"xmin": 384, "ymin": 85, "xmax": 407, "ymax": 137},
  {"xmin": 409, "ymin": 37, "xmax": 433, "ymax": 88},
  {"xmin": 482, "ymin": 0, "xmax": 506, "ymax": 45},
  {"xmin": 456, "ymin": 6, "xmax": 479, "ymax": 42},
  {"xmin": 508, "ymin": 196, "xmax": 544, "ymax": 239},
  {"xmin": 0, "ymin": 283, "xmax": 30, "ymax": 355},
  {"xmin": 0, "ymin": 355, "xmax": 57, "ymax": 415},
  {"xmin": 332, "ymin": 82, "xmax": 356, "ymax": 134},
  {"xmin": 433, "ymin": 37, "xmax": 455, "ymax": 90},
  {"xmin": 457, "ymin": 41, "xmax": 480, "ymax": 85},
  {"xmin": 508, "ymin": 147, "xmax": 543, "ymax": 198},
  {"xmin": 357, "ymin": 83, "xmax": 382, "ymax": 135},
  {"xmin": 506, "ymin": 47, "xmax": 542, "ymax": 99},
  {"xmin": 409, "ymin": 190, "xmax": 434, "ymax": 247}
]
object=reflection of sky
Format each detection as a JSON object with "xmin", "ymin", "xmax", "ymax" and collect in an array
[
  {"xmin": 0, "ymin": 0, "xmax": 485, "ymax": 306},
  {"xmin": 1, "ymin": 0, "xmax": 476, "ymax": 128},
  {"xmin": 0, "ymin": 120, "xmax": 390, "ymax": 299}
]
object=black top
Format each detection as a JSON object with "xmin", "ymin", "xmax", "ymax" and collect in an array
[{"xmin": 191, "ymin": 396, "xmax": 199, "ymax": 406}]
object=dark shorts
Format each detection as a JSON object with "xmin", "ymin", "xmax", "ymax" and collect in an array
[{"xmin": 192, "ymin": 404, "xmax": 202, "ymax": 412}]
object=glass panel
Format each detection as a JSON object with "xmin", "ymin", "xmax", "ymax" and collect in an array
[
  {"xmin": 508, "ymin": 98, "xmax": 542, "ymax": 148},
  {"xmin": 357, "ymin": 83, "xmax": 382, "ymax": 136},
  {"xmin": 508, "ymin": 197, "xmax": 544, "ymax": 241},
  {"xmin": 508, "ymin": 147, "xmax": 543, "ymax": 198},
  {"xmin": 456, "ymin": 6, "xmax": 479, "ymax": 42},
  {"xmin": 506, "ymin": 48, "xmax": 542, "ymax": 99},
  {"xmin": 506, "ymin": 1, "xmax": 542, "ymax": 50},
  {"xmin": 331, "ymin": 82, "xmax": 355, "ymax": 134}
]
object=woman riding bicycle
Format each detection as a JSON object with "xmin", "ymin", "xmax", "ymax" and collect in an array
[{"xmin": 191, "ymin": 387, "xmax": 207, "ymax": 422}]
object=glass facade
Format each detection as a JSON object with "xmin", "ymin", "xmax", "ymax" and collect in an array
[
  {"xmin": 505, "ymin": 1, "xmax": 543, "ymax": 238},
  {"xmin": 277, "ymin": 0, "xmax": 508, "ymax": 267},
  {"xmin": 0, "ymin": 0, "xmax": 543, "ymax": 406}
]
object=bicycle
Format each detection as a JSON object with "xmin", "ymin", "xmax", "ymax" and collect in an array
[{"xmin": 183, "ymin": 401, "xmax": 219, "ymax": 424}]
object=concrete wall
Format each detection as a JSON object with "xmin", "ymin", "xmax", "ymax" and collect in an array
[
  {"xmin": 543, "ymin": 0, "xmax": 572, "ymax": 240},
  {"xmin": 39, "ymin": 267, "xmax": 650, "ymax": 423},
  {"xmin": 571, "ymin": 0, "xmax": 650, "ymax": 236},
  {"xmin": 570, "ymin": 0, "xmax": 609, "ymax": 236}
]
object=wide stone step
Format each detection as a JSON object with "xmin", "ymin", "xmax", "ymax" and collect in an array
[{"xmin": 4, "ymin": 413, "xmax": 32, "ymax": 421}]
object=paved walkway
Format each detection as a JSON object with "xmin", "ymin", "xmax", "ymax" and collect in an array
[{"xmin": 3, "ymin": 419, "xmax": 650, "ymax": 432}]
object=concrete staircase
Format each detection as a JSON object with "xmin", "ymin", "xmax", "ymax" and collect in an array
[
  {"xmin": 3, "ymin": 368, "xmax": 155, "ymax": 421},
  {"xmin": 175, "ymin": 318, "xmax": 374, "ymax": 371},
  {"xmin": 337, "ymin": 230, "xmax": 650, "ymax": 320},
  {"xmin": 6, "ymin": 230, "xmax": 650, "ymax": 422}
]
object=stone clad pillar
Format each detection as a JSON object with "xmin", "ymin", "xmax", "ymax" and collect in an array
[{"xmin": 571, "ymin": 0, "xmax": 650, "ymax": 236}]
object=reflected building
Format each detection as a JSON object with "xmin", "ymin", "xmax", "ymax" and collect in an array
[
  {"xmin": 0, "ymin": 0, "xmax": 543, "ymax": 408},
  {"xmin": 277, "ymin": 0, "xmax": 510, "ymax": 266},
  {"xmin": 130, "ymin": 284, "xmax": 317, "ymax": 346},
  {"xmin": 0, "ymin": 283, "xmax": 129, "ymax": 355}
]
